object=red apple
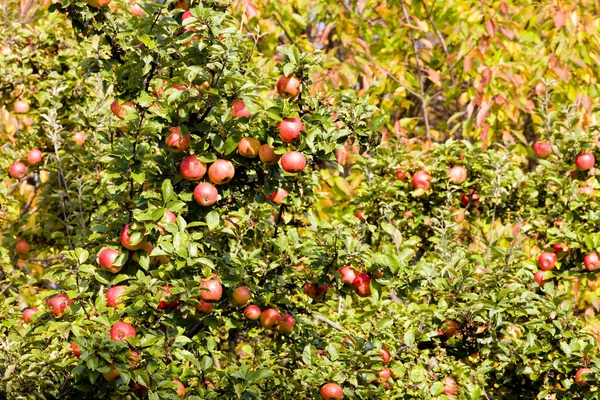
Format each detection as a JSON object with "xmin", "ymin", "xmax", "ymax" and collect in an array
[
  {"xmin": 208, "ymin": 159, "xmax": 235, "ymax": 185},
  {"xmin": 106, "ymin": 285, "xmax": 128, "ymax": 307},
  {"xmin": 231, "ymin": 286, "xmax": 251, "ymax": 307},
  {"xmin": 278, "ymin": 117, "xmax": 304, "ymax": 143},
  {"xmin": 378, "ymin": 348, "xmax": 391, "ymax": 364},
  {"xmin": 193, "ymin": 182, "xmax": 218, "ymax": 206},
  {"xmin": 180, "ymin": 155, "xmax": 207, "ymax": 180},
  {"xmin": 46, "ymin": 294, "xmax": 72, "ymax": 316},
  {"xmin": 199, "ymin": 279, "xmax": 222, "ymax": 301},
  {"xmin": 232, "ymin": 99, "xmax": 250, "ymax": 118},
  {"xmin": 97, "ymin": 248, "xmax": 122, "ymax": 273},
  {"xmin": 280, "ymin": 151, "xmax": 306, "ymax": 173},
  {"xmin": 158, "ymin": 286, "xmax": 178, "ymax": 309},
  {"xmin": 158, "ymin": 210, "xmax": 177, "ymax": 234},
  {"xmin": 352, "ymin": 274, "xmax": 372, "ymax": 297},
  {"xmin": 576, "ymin": 152, "xmax": 595, "ymax": 170},
  {"xmin": 70, "ymin": 342, "xmax": 82, "ymax": 358},
  {"xmin": 584, "ymin": 253, "xmax": 600, "ymax": 271},
  {"xmin": 238, "ymin": 137, "xmax": 261, "ymax": 158},
  {"xmin": 266, "ymin": 188, "xmax": 288, "ymax": 204},
  {"xmin": 14, "ymin": 100, "xmax": 29, "ymax": 114},
  {"xmin": 534, "ymin": 271, "xmax": 546, "ymax": 285},
  {"xmin": 165, "ymin": 127, "xmax": 190, "ymax": 153},
  {"xmin": 129, "ymin": 0, "xmax": 144, "ymax": 15},
  {"xmin": 303, "ymin": 282, "xmax": 326, "ymax": 302},
  {"xmin": 260, "ymin": 308, "xmax": 282, "ymax": 328},
  {"xmin": 27, "ymin": 149, "xmax": 43, "ymax": 165},
  {"xmin": 396, "ymin": 168, "xmax": 408, "ymax": 181},
  {"xmin": 23, "ymin": 307, "xmax": 38, "ymax": 323},
  {"xmin": 338, "ymin": 265, "xmax": 358, "ymax": 285},
  {"xmin": 412, "ymin": 170, "xmax": 431, "ymax": 190},
  {"xmin": 110, "ymin": 321, "xmax": 136, "ymax": 341},
  {"xmin": 9, "ymin": 161, "xmax": 27, "ymax": 179},
  {"xmin": 173, "ymin": 380, "xmax": 186, "ymax": 396},
  {"xmin": 320, "ymin": 382, "xmax": 343, "ymax": 399},
  {"xmin": 275, "ymin": 313, "xmax": 295, "ymax": 334},
  {"xmin": 71, "ymin": 132, "xmax": 86, "ymax": 146},
  {"xmin": 538, "ymin": 251, "xmax": 557, "ymax": 271},
  {"xmin": 442, "ymin": 376, "xmax": 457, "ymax": 395},
  {"xmin": 15, "ymin": 240, "xmax": 30, "ymax": 256},
  {"xmin": 110, "ymin": 99, "xmax": 135, "ymax": 119},
  {"xmin": 259, "ymin": 144, "xmax": 280, "ymax": 164},
  {"xmin": 377, "ymin": 368, "xmax": 391, "ymax": 384},
  {"xmin": 244, "ymin": 305, "xmax": 261, "ymax": 320},
  {"xmin": 533, "ymin": 141, "xmax": 552, "ymax": 158},
  {"xmin": 575, "ymin": 368, "xmax": 592, "ymax": 387},
  {"xmin": 553, "ymin": 243, "xmax": 564, "ymax": 254},
  {"xmin": 120, "ymin": 224, "xmax": 147, "ymax": 251},
  {"xmin": 277, "ymin": 75, "xmax": 302, "ymax": 99},
  {"xmin": 195, "ymin": 299, "xmax": 213, "ymax": 313},
  {"xmin": 449, "ymin": 166, "xmax": 467, "ymax": 184},
  {"xmin": 439, "ymin": 320, "xmax": 459, "ymax": 337}
]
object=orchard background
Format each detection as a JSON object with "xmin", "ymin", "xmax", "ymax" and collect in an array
[{"xmin": 2, "ymin": 0, "xmax": 600, "ymax": 398}]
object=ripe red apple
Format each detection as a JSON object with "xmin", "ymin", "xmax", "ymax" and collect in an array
[
  {"xmin": 259, "ymin": 144, "xmax": 280, "ymax": 164},
  {"xmin": 303, "ymin": 282, "xmax": 327, "ymax": 302},
  {"xmin": 46, "ymin": 294, "xmax": 72, "ymax": 316},
  {"xmin": 244, "ymin": 305, "xmax": 262, "ymax": 320},
  {"xmin": 15, "ymin": 240, "xmax": 30, "ymax": 256},
  {"xmin": 576, "ymin": 152, "xmax": 595, "ymax": 170},
  {"xmin": 320, "ymin": 382, "xmax": 343, "ymax": 399},
  {"xmin": 158, "ymin": 210, "xmax": 177, "ymax": 234},
  {"xmin": 165, "ymin": 127, "xmax": 190, "ymax": 153},
  {"xmin": 158, "ymin": 286, "xmax": 178, "ymax": 309},
  {"xmin": 193, "ymin": 182, "xmax": 218, "ymax": 206},
  {"xmin": 538, "ymin": 251, "xmax": 557, "ymax": 271},
  {"xmin": 110, "ymin": 99, "xmax": 135, "ymax": 119},
  {"xmin": 338, "ymin": 265, "xmax": 358, "ymax": 285},
  {"xmin": 14, "ymin": 100, "xmax": 30, "ymax": 114},
  {"xmin": 110, "ymin": 321, "xmax": 136, "ymax": 341},
  {"xmin": 575, "ymin": 367, "xmax": 592, "ymax": 387},
  {"xmin": 23, "ymin": 307, "xmax": 38, "ymax": 323},
  {"xmin": 260, "ymin": 308, "xmax": 282, "ymax": 328},
  {"xmin": 103, "ymin": 365, "xmax": 120, "ymax": 381},
  {"xmin": 266, "ymin": 188, "xmax": 288, "ymax": 204},
  {"xmin": 449, "ymin": 166, "xmax": 467, "ymax": 184},
  {"xmin": 533, "ymin": 141, "xmax": 552, "ymax": 158},
  {"xmin": 232, "ymin": 99, "xmax": 250, "ymax": 118},
  {"xmin": 27, "ymin": 149, "xmax": 43, "ymax": 165},
  {"xmin": 378, "ymin": 348, "xmax": 391, "ymax": 364},
  {"xmin": 553, "ymin": 243, "xmax": 564, "ymax": 254},
  {"xmin": 278, "ymin": 117, "xmax": 304, "ymax": 143},
  {"xmin": 238, "ymin": 137, "xmax": 261, "ymax": 158},
  {"xmin": 280, "ymin": 151, "xmax": 306, "ymax": 173},
  {"xmin": 231, "ymin": 286, "xmax": 251, "ymax": 307},
  {"xmin": 70, "ymin": 342, "xmax": 82, "ymax": 358},
  {"xmin": 9, "ymin": 161, "xmax": 27, "ymax": 179},
  {"xmin": 396, "ymin": 168, "xmax": 408, "ymax": 181},
  {"xmin": 208, "ymin": 160, "xmax": 235, "ymax": 185},
  {"xmin": 106, "ymin": 285, "xmax": 127, "ymax": 307},
  {"xmin": 71, "ymin": 132, "xmax": 86, "ymax": 146},
  {"xmin": 129, "ymin": 0, "xmax": 144, "ymax": 15},
  {"xmin": 173, "ymin": 380, "xmax": 186, "ymax": 396},
  {"xmin": 534, "ymin": 271, "xmax": 546, "ymax": 285},
  {"xmin": 412, "ymin": 170, "xmax": 431, "ymax": 190},
  {"xmin": 199, "ymin": 279, "xmax": 222, "ymax": 301},
  {"xmin": 439, "ymin": 320, "xmax": 459, "ymax": 337},
  {"xmin": 275, "ymin": 313, "xmax": 295, "ymax": 334},
  {"xmin": 97, "ymin": 248, "xmax": 122, "ymax": 273},
  {"xmin": 195, "ymin": 299, "xmax": 213, "ymax": 313},
  {"xmin": 584, "ymin": 253, "xmax": 600, "ymax": 272},
  {"xmin": 277, "ymin": 75, "xmax": 302, "ymax": 99},
  {"xmin": 352, "ymin": 274, "xmax": 372, "ymax": 297},
  {"xmin": 180, "ymin": 155, "xmax": 207, "ymax": 180},
  {"xmin": 442, "ymin": 376, "xmax": 457, "ymax": 395},
  {"xmin": 377, "ymin": 368, "xmax": 391, "ymax": 384}
]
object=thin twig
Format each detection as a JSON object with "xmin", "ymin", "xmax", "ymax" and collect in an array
[{"xmin": 312, "ymin": 313, "xmax": 344, "ymax": 332}]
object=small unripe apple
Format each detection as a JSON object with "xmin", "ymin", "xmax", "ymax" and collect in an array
[
  {"xmin": 238, "ymin": 137, "xmax": 261, "ymax": 158},
  {"xmin": 507, "ymin": 325, "xmax": 523, "ymax": 339},
  {"xmin": 278, "ymin": 117, "xmax": 304, "ymax": 143},
  {"xmin": 260, "ymin": 308, "xmax": 282, "ymax": 328},
  {"xmin": 129, "ymin": 0, "xmax": 143, "ymax": 15},
  {"xmin": 232, "ymin": 99, "xmax": 250, "ymax": 118},
  {"xmin": 180, "ymin": 155, "xmax": 207, "ymax": 180},
  {"xmin": 378, "ymin": 348, "xmax": 391, "ymax": 364},
  {"xmin": 165, "ymin": 127, "xmax": 190, "ymax": 153},
  {"xmin": 442, "ymin": 376, "xmax": 457, "ymax": 395},
  {"xmin": 195, "ymin": 299, "xmax": 213, "ymax": 313},
  {"xmin": 533, "ymin": 141, "xmax": 552, "ymax": 158},
  {"xmin": 231, "ymin": 286, "xmax": 251, "ymax": 307},
  {"xmin": 275, "ymin": 313, "xmax": 295, "ymax": 334},
  {"xmin": 97, "ymin": 248, "xmax": 121, "ymax": 273},
  {"xmin": 259, "ymin": 144, "xmax": 280, "ymax": 164},
  {"xmin": 110, "ymin": 321, "xmax": 136, "ymax": 341},
  {"xmin": 208, "ymin": 159, "xmax": 235, "ymax": 185},
  {"xmin": 534, "ymin": 270, "xmax": 546, "ymax": 285},
  {"xmin": 106, "ymin": 285, "xmax": 127, "ymax": 307},
  {"xmin": 27, "ymin": 149, "xmax": 43, "ymax": 165},
  {"xmin": 70, "ymin": 342, "xmax": 82, "ymax": 358},
  {"xmin": 193, "ymin": 182, "xmax": 218, "ymax": 206},
  {"xmin": 14, "ymin": 100, "xmax": 29, "ymax": 114},
  {"xmin": 584, "ymin": 253, "xmax": 600, "ymax": 271},
  {"xmin": 412, "ymin": 170, "xmax": 431, "ymax": 190},
  {"xmin": 352, "ymin": 274, "xmax": 372, "ymax": 297},
  {"xmin": 71, "ymin": 132, "xmax": 86, "ymax": 146},
  {"xmin": 158, "ymin": 286, "xmax": 178, "ymax": 309},
  {"xmin": 538, "ymin": 251, "xmax": 557, "ymax": 271},
  {"xmin": 244, "ymin": 304, "xmax": 261, "ymax": 320},
  {"xmin": 575, "ymin": 367, "xmax": 592, "ymax": 387},
  {"xmin": 277, "ymin": 75, "xmax": 302, "ymax": 99},
  {"xmin": 576, "ymin": 152, "xmax": 595, "ymax": 170},
  {"xmin": 338, "ymin": 265, "xmax": 358, "ymax": 285},
  {"xmin": 103, "ymin": 365, "xmax": 120, "ymax": 381},
  {"xmin": 173, "ymin": 380, "xmax": 186, "ymax": 397},
  {"xmin": 449, "ymin": 166, "xmax": 467, "ymax": 184},
  {"xmin": 15, "ymin": 240, "xmax": 30, "ymax": 256},
  {"xmin": 199, "ymin": 279, "xmax": 222, "ymax": 301},
  {"xmin": 9, "ymin": 161, "xmax": 27, "ymax": 179},
  {"xmin": 377, "ymin": 368, "xmax": 391, "ymax": 383},
  {"xmin": 320, "ymin": 382, "xmax": 343, "ymax": 399},
  {"xmin": 266, "ymin": 188, "xmax": 288, "ymax": 204},
  {"xmin": 280, "ymin": 151, "xmax": 306, "ymax": 173},
  {"xmin": 23, "ymin": 307, "xmax": 38, "ymax": 323},
  {"xmin": 120, "ymin": 224, "xmax": 147, "ymax": 251},
  {"xmin": 46, "ymin": 294, "xmax": 72, "ymax": 316}
]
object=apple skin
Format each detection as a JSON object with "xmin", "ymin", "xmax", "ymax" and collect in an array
[
  {"xmin": 106, "ymin": 285, "xmax": 127, "ymax": 307},
  {"xmin": 260, "ymin": 308, "xmax": 282, "ymax": 329},
  {"xmin": 439, "ymin": 320, "xmax": 459, "ymax": 337},
  {"xmin": 70, "ymin": 342, "xmax": 82, "ymax": 358},
  {"xmin": 46, "ymin": 294, "xmax": 73, "ymax": 316},
  {"xmin": 103, "ymin": 365, "xmax": 120, "ymax": 381},
  {"xmin": 173, "ymin": 380, "xmax": 186, "ymax": 396},
  {"xmin": 238, "ymin": 137, "xmax": 261, "ymax": 158},
  {"xmin": 71, "ymin": 132, "xmax": 86, "ymax": 146},
  {"xmin": 533, "ymin": 141, "xmax": 552, "ymax": 158},
  {"xmin": 110, "ymin": 321, "xmax": 136, "ymax": 341},
  {"xmin": 584, "ymin": 253, "xmax": 600, "ymax": 272},
  {"xmin": 377, "ymin": 368, "xmax": 391, "ymax": 384},
  {"xmin": 266, "ymin": 188, "xmax": 288, "ymax": 204},
  {"xmin": 180, "ymin": 155, "xmax": 207, "ymax": 180},
  {"xmin": 275, "ymin": 313, "xmax": 295, "ymax": 334},
  {"xmin": 396, "ymin": 168, "xmax": 408, "ymax": 181},
  {"xmin": 15, "ymin": 240, "xmax": 30, "ymax": 256},
  {"xmin": 442, "ymin": 376, "xmax": 457, "ymax": 395},
  {"xmin": 199, "ymin": 279, "xmax": 222, "ymax": 302},
  {"xmin": 579, "ymin": 186, "xmax": 595, "ymax": 198},
  {"xmin": 14, "ymin": 100, "xmax": 30, "ymax": 114},
  {"xmin": 110, "ymin": 99, "xmax": 134, "ymax": 119},
  {"xmin": 23, "ymin": 307, "xmax": 38, "ymax": 323},
  {"xmin": 165, "ymin": 127, "xmax": 190, "ymax": 153},
  {"xmin": 120, "ymin": 224, "xmax": 147, "ymax": 251},
  {"xmin": 27, "ymin": 149, "xmax": 43, "ymax": 165},
  {"xmin": 412, "ymin": 170, "xmax": 431, "ymax": 190},
  {"xmin": 278, "ymin": 117, "xmax": 304, "ymax": 143},
  {"xmin": 576, "ymin": 152, "xmax": 595, "ymax": 170},
  {"xmin": 280, "ymin": 151, "xmax": 306, "ymax": 173},
  {"xmin": 277, "ymin": 75, "xmax": 302, "ymax": 99},
  {"xmin": 97, "ymin": 248, "xmax": 121, "ymax": 273},
  {"xmin": 303, "ymin": 282, "xmax": 327, "ymax": 302},
  {"xmin": 231, "ymin": 286, "xmax": 251, "ymax": 307},
  {"xmin": 352, "ymin": 274, "xmax": 372, "ymax": 297},
  {"xmin": 158, "ymin": 286, "xmax": 178, "ymax": 309},
  {"xmin": 193, "ymin": 182, "xmax": 218, "ymax": 206},
  {"xmin": 553, "ymin": 243, "xmax": 564, "ymax": 254},
  {"xmin": 378, "ymin": 348, "xmax": 391, "ymax": 364},
  {"xmin": 338, "ymin": 265, "xmax": 358, "ymax": 285},
  {"xmin": 129, "ymin": 0, "xmax": 143, "ymax": 15},
  {"xmin": 208, "ymin": 160, "xmax": 235, "ymax": 185},
  {"xmin": 232, "ymin": 99, "xmax": 250, "ymax": 118},
  {"xmin": 88, "ymin": 0, "xmax": 111, "ymax": 7},
  {"xmin": 244, "ymin": 305, "xmax": 261, "ymax": 320},
  {"xmin": 449, "ymin": 166, "xmax": 467, "ymax": 184},
  {"xmin": 9, "ymin": 161, "xmax": 27, "ymax": 179},
  {"xmin": 575, "ymin": 368, "xmax": 592, "ymax": 387},
  {"xmin": 320, "ymin": 382, "xmax": 343, "ymax": 399},
  {"xmin": 195, "ymin": 299, "xmax": 213, "ymax": 313},
  {"xmin": 534, "ymin": 271, "xmax": 546, "ymax": 285},
  {"xmin": 158, "ymin": 210, "xmax": 177, "ymax": 234},
  {"xmin": 538, "ymin": 251, "xmax": 557, "ymax": 271},
  {"xmin": 259, "ymin": 144, "xmax": 280, "ymax": 164}
]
